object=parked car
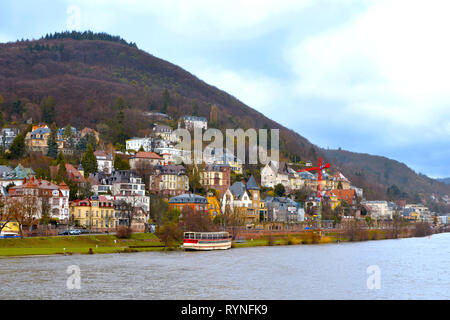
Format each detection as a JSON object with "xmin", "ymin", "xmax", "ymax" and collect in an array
[
  {"xmin": 69, "ymin": 229, "xmax": 82, "ymax": 235},
  {"xmin": 80, "ymin": 229, "xmax": 90, "ymax": 234},
  {"xmin": 58, "ymin": 230, "xmax": 69, "ymax": 236}
]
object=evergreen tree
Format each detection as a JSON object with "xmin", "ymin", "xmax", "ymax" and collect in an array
[
  {"xmin": 274, "ymin": 183, "xmax": 286, "ymax": 197},
  {"xmin": 47, "ymin": 123, "xmax": 59, "ymax": 158},
  {"xmin": 113, "ymin": 96, "xmax": 126, "ymax": 111},
  {"xmin": 162, "ymin": 88, "xmax": 170, "ymax": 114},
  {"xmin": 110, "ymin": 96, "xmax": 128, "ymax": 145},
  {"xmin": 56, "ymin": 151, "xmax": 65, "ymax": 165},
  {"xmin": 114, "ymin": 155, "xmax": 130, "ymax": 170},
  {"xmin": 193, "ymin": 102, "xmax": 199, "ymax": 116},
  {"xmin": 7, "ymin": 133, "xmax": 26, "ymax": 159},
  {"xmin": 209, "ymin": 104, "xmax": 219, "ymax": 124},
  {"xmin": 40, "ymin": 96, "xmax": 56, "ymax": 124},
  {"xmin": 85, "ymin": 133, "xmax": 97, "ymax": 150},
  {"xmin": 0, "ymin": 95, "xmax": 4, "ymax": 128},
  {"xmin": 1, "ymin": 131, "xmax": 7, "ymax": 157},
  {"xmin": 188, "ymin": 165, "xmax": 203, "ymax": 194},
  {"xmin": 56, "ymin": 158, "xmax": 68, "ymax": 184},
  {"xmin": 81, "ymin": 144, "xmax": 98, "ymax": 177},
  {"xmin": 75, "ymin": 135, "xmax": 87, "ymax": 153},
  {"xmin": 63, "ymin": 124, "xmax": 73, "ymax": 139}
]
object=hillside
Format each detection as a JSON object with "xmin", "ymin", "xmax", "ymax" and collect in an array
[
  {"xmin": 0, "ymin": 35, "xmax": 312, "ymax": 161},
  {"xmin": 0, "ymin": 32, "xmax": 449, "ymax": 204},
  {"xmin": 437, "ymin": 178, "xmax": 450, "ymax": 185},
  {"xmin": 323, "ymin": 149, "xmax": 450, "ymax": 202}
]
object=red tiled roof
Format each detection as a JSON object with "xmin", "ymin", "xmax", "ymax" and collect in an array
[
  {"xmin": 49, "ymin": 163, "xmax": 86, "ymax": 183},
  {"xmin": 331, "ymin": 189, "xmax": 356, "ymax": 205},
  {"xmin": 59, "ymin": 181, "xmax": 70, "ymax": 189},
  {"xmin": 94, "ymin": 150, "xmax": 108, "ymax": 157},
  {"xmin": 134, "ymin": 151, "xmax": 163, "ymax": 160}
]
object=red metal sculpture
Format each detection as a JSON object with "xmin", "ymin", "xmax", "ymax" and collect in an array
[{"xmin": 297, "ymin": 157, "xmax": 330, "ymax": 227}]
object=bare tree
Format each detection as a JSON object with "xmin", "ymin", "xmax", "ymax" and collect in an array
[
  {"xmin": 116, "ymin": 195, "xmax": 147, "ymax": 231},
  {"xmin": 22, "ymin": 194, "xmax": 39, "ymax": 235},
  {"xmin": 179, "ymin": 206, "xmax": 217, "ymax": 232},
  {"xmin": 0, "ymin": 197, "xmax": 13, "ymax": 234},
  {"xmin": 7, "ymin": 195, "xmax": 38, "ymax": 238},
  {"xmin": 133, "ymin": 161, "xmax": 153, "ymax": 189},
  {"xmin": 40, "ymin": 194, "xmax": 51, "ymax": 232}
]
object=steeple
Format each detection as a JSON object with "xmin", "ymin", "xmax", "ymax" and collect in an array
[{"xmin": 246, "ymin": 175, "xmax": 260, "ymax": 191}]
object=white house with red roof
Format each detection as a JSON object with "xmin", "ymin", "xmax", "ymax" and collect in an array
[
  {"xmin": 8, "ymin": 177, "xmax": 70, "ymax": 222},
  {"xmin": 129, "ymin": 151, "xmax": 163, "ymax": 169}
]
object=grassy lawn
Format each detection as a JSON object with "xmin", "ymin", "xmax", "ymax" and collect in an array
[{"xmin": 0, "ymin": 233, "xmax": 166, "ymax": 257}]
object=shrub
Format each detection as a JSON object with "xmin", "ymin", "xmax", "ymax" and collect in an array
[
  {"xmin": 157, "ymin": 222, "xmax": 182, "ymax": 247},
  {"xmin": 116, "ymin": 226, "xmax": 132, "ymax": 239},
  {"xmin": 413, "ymin": 222, "xmax": 432, "ymax": 237}
]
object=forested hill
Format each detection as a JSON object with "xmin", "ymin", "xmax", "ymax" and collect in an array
[
  {"xmin": 0, "ymin": 32, "xmax": 315, "ymax": 161},
  {"xmin": 0, "ymin": 32, "xmax": 449, "ymax": 204},
  {"xmin": 323, "ymin": 149, "xmax": 450, "ymax": 207},
  {"xmin": 437, "ymin": 178, "xmax": 450, "ymax": 185}
]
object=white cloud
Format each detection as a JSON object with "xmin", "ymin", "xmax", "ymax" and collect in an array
[
  {"xmin": 195, "ymin": 67, "xmax": 284, "ymax": 115},
  {"xmin": 69, "ymin": 0, "xmax": 313, "ymax": 39},
  {"xmin": 286, "ymin": 0, "xmax": 450, "ymax": 144},
  {"xmin": 66, "ymin": 5, "xmax": 81, "ymax": 30}
]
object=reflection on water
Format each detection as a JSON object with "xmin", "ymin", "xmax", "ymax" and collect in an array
[{"xmin": 1, "ymin": 233, "xmax": 449, "ymax": 299}]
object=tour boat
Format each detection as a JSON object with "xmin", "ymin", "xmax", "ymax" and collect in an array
[{"xmin": 182, "ymin": 231, "xmax": 232, "ymax": 250}]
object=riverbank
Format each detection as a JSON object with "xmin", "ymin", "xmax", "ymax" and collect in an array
[
  {"xmin": 1, "ymin": 229, "xmax": 446, "ymax": 257},
  {"xmin": 230, "ymin": 228, "xmax": 443, "ymax": 248},
  {"xmin": 0, "ymin": 233, "xmax": 165, "ymax": 257}
]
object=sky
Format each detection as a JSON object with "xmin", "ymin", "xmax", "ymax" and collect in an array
[{"xmin": 0, "ymin": 0, "xmax": 449, "ymax": 178}]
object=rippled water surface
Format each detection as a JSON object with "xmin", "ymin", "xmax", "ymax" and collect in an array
[{"xmin": 1, "ymin": 233, "xmax": 449, "ymax": 299}]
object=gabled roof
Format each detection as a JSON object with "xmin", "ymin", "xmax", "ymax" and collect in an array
[
  {"xmin": 330, "ymin": 189, "xmax": 356, "ymax": 205},
  {"xmin": 94, "ymin": 150, "xmax": 113, "ymax": 160},
  {"xmin": 153, "ymin": 124, "xmax": 172, "ymax": 133},
  {"xmin": 298, "ymin": 171, "xmax": 315, "ymax": 179},
  {"xmin": 331, "ymin": 171, "xmax": 350, "ymax": 182},
  {"xmin": 246, "ymin": 175, "xmax": 260, "ymax": 190},
  {"xmin": 50, "ymin": 163, "xmax": 87, "ymax": 183},
  {"xmin": 155, "ymin": 165, "xmax": 186, "ymax": 175},
  {"xmin": 169, "ymin": 193, "xmax": 207, "ymax": 204},
  {"xmin": 4, "ymin": 165, "xmax": 35, "ymax": 180},
  {"xmin": 181, "ymin": 115, "xmax": 207, "ymax": 122},
  {"xmin": 229, "ymin": 181, "xmax": 247, "ymax": 199},
  {"xmin": 133, "ymin": 151, "xmax": 163, "ymax": 160},
  {"xmin": 264, "ymin": 196, "xmax": 298, "ymax": 207}
]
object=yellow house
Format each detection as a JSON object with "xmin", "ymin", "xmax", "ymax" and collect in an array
[
  {"xmin": 228, "ymin": 160, "xmax": 243, "ymax": 175},
  {"xmin": 206, "ymin": 192, "xmax": 221, "ymax": 218},
  {"xmin": 25, "ymin": 125, "xmax": 64, "ymax": 152},
  {"xmin": 70, "ymin": 196, "xmax": 116, "ymax": 231},
  {"xmin": 325, "ymin": 191, "xmax": 340, "ymax": 210}
]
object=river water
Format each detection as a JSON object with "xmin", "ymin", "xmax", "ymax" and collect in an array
[{"xmin": 0, "ymin": 233, "xmax": 449, "ymax": 299}]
